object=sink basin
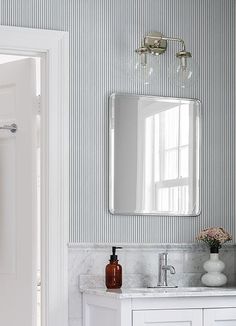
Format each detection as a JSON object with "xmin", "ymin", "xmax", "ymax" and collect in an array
[
  {"xmin": 149, "ymin": 287, "xmax": 210, "ymax": 292},
  {"xmin": 123, "ymin": 287, "xmax": 218, "ymax": 294}
]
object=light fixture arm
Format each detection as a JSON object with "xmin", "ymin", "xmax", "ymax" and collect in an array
[
  {"xmin": 161, "ymin": 36, "xmax": 186, "ymax": 51},
  {"xmin": 135, "ymin": 32, "xmax": 189, "ymax": 56}
]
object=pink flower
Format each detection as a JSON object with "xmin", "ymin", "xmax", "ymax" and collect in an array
[{"xmin": 196, "ymin": 227, "xmax": 232, "ymax": 248}]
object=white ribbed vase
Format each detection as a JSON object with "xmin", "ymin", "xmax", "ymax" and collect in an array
[{"xmin": 201, "ymin": 253, "xmax": 227, "ymax": 287}]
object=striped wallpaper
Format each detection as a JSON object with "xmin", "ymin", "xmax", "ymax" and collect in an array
[{"xmin": 0, "ymin": 0, "xmax": 235, "ymax": 243}]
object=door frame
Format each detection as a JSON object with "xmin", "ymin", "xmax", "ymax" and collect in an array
[{"xmin": 0, "ymin": 26, "xmax": 69, "ymax": 326}]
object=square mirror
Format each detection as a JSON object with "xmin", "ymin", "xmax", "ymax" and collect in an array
[{"xmin": 109, "ymin": 94, "xmax": 201, "ymax": 216}]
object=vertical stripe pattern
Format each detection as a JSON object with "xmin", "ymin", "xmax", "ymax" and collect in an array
[{"xmin": 1, "ymin": 0, "xmax": 235, "ymax": 243}]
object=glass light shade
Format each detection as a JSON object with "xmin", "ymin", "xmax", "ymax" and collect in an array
[
  {"xmin": 128, "ymin": 54, "xmax": 160, "ymax": 86},
  {"xmin": 168, "ymin": 56, "xmax": 199, "ymax": 88}
]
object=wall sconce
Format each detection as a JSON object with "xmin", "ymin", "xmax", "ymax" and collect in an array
[{"xmin": 135, "ymin": 32, "xmax": 199, "ymax": 88}]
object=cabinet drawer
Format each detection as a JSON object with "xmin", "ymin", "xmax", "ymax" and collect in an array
[
  {"xmin": 204, "ymin": 308, "xmax": 236, "ymax": 325},
  {"xmin": 133, "ymin": 309, "xmax": 202, "ymax": 326}
]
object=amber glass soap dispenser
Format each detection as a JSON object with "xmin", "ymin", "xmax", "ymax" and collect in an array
[{"xmin": 105, "ymin": 246, "xmax": 122, "ymax": 289}]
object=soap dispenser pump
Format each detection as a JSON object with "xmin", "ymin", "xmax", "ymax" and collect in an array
[{"xmin": 105, "ymin": 246, "xmax": 122, "ymax": 289}]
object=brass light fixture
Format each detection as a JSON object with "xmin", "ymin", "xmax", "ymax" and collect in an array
[{"xmin": 135, "ymin": 32, "xmax": 198, "ymax": 88}]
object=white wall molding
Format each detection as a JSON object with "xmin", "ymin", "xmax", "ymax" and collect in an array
[{"xmin": 0, "ymin": 26, "xmax": 69, "ymax": 326}]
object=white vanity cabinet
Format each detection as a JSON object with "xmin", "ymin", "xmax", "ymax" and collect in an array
[
  {"xmin": 83, "ymin": 288, "xmax": 236, "ymax": 326},
  {"xmin": 133, "ymin": 308, "xmax": 236, "ymax": 326},
  {"xmin": 133, "ymin": 309, "xmax": 202, "ymax": 326},
  {"xmin": 204, "ymin": 308, "xmax": 236, "ymax": 325}
]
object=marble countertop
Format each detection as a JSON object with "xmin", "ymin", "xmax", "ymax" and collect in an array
[{"xmin": 83, "ymin": 287, "xmax": 236, "ymax": 299}]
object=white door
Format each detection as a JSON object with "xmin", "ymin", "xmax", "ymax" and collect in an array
[
  {"xmin": 133, "ymin": 309, "xmax": 202, "ymax": 326},
  {"xmin": 0, "ymin": 59, "xmax": 38, "ymax": 326},
  {"xmin": 204, "ymin": 308, "xmax": 236, "ymax": 326}
]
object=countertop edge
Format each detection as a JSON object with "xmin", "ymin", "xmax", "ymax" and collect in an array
[{"xmin": 82, "ymin": 288, "xmax": 236, "ymax": 299}]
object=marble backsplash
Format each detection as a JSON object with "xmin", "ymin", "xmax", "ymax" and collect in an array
[{"xmin": 68, "ymin": 243, "xmax": 236, "ymax": 326}]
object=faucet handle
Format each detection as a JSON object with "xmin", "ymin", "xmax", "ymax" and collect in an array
[
  {"xmin": 162, "ymin": 265, "xmax": 176, "ymax": 274},
  {"xmin": 169, "ymin": 265, "xmax": 176, "ymax": 274}
]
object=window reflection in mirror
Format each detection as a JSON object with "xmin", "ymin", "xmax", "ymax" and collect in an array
[{"xmin": 109, "ymin": 94, "xmax": 200, "ymax": 216}]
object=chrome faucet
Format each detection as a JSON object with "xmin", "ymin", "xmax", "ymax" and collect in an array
[{"xmin": 157, "ymin": 253, "xmax": 176, "ymax": 287}]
